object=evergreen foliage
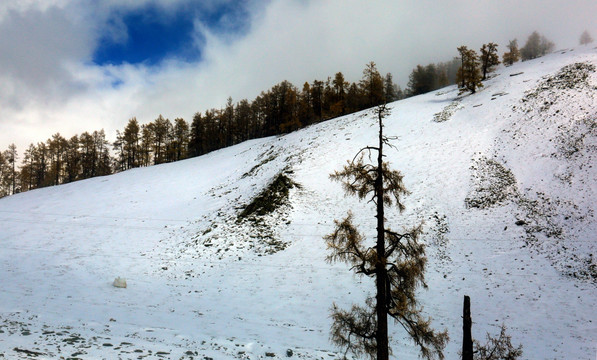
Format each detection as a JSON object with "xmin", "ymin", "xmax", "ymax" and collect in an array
[{"xmin": 325, "ymin": 105, "xmax": 448, "ymax": 360}]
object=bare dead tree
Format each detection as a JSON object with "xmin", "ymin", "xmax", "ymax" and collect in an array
[
  {"xmin": 325, "ymin": 104, "xmax": 448, "ymax": 360},
  {"xmin": 473, "ymin": 325, "xmax": 523, "ymax": 360}
]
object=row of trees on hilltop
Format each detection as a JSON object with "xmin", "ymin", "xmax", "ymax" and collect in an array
[
  {"xmin": 1, "ymin": 30, "xmax": 592, "ymax": 198},
  {"xmin": 0, "ymin": 131, "xmax": 113, "ymax": 197},
  {"xmin": 113, "ymin": 61, "xmax": 404, "ymax": 171},
  {"xmin": 0, "ymin": 62, "xmax": 404, "ymax": 197},
  {"xmin": 406, "ymin": 30, "xmax": 563, "ymax": 96}
]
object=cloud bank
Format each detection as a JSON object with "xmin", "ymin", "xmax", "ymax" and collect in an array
[{"xmin": 1, "ymin": 0, "xmax": 596, "ymax": 152}]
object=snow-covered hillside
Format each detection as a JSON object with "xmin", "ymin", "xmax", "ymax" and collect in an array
[{"xmin": 1, "ymin": 46, "xmax": 596, "ymax": 359}]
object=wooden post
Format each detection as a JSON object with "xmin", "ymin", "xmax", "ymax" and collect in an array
[{"xmin": 462, "ymin": 295, "xmax": 473, "ymax": 360}]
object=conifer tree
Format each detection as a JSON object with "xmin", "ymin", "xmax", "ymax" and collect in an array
[
  {"xmin": 93, "ymin": 130, "xmax": 112, "ymax": 177},
  {"xmin": 47, "ymin": 133, "xmax": 67, "ymax": 186},
  {"xmin": 502, "ymin": 39, "xmax": 520, "ymax": 66},
  {"xmin": 407, "ymin": 64, "xmax": 437, "ymax": 96},
  {"xmin": 383, "ymin": 73, "xmax": 401, "ymax": 102},
  {"xmin": 360, "ymin": 62, "xmax": 384, "ymax": 108},
  {"xmin": 172, "ymin": 117, "xmax": 189, "ymax": 161},
  {"xmin": 0, "ymin": 150, "xmax": 8, "ymax": 197},
  {"xmin": 4, "ymin": 144, "xmax": 18, "ymax": 194},
  {"xmin": 123, "ymin": 117, "xmax": 141, "ymax": 169},
  {"xmin": 325, "ymin": 105, "xmax": 448, "ymax": 360},
  {"xmin": 331, "ymin": 72, "xmax": 348, "ymax": 116},
  {"xmin": 19, "ymin": 144, "xmax": 38, "ymax": 190},
  {"xmin": 521, "ymin": 31, "xmax": 554, "ymax": 61},
  {"xmin": 457, "ymin": 46, "xmax": 483, "ymax": 94},
  {"xmin": 64, "ymin": 135, "xmax": 80, "ymax": 183},
  {"xmin": 480, "ymin": 43, "xmax": 500, "ymax": 80}
]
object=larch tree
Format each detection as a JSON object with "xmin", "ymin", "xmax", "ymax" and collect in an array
[
  {"xmin": 325, "ymin": 104, "xmax": 448, "ymax": 360},
  {"xmin": 456, "ymin": 46, "xmax": 468, "ymax": 88},
  {"xmin": 360, "ymin": 62, "xmax": 384, "ymax": 108},
  {"xmin": 457, "ymin": 46, "xmax": 483, "ymax": 94},
  {"xmin": 93, "ymin": 130, "xmax": 112, "ymax": 177},
  {"xmin": 521, "ymin": 31, "xmax": 554, "ymax": 61},
  {"xmin": 502, "ymin": 39, "xmax": 520, "ymax": 66},
  {"xmin": 47, "ymin": 133, "xmax": 67, "ymax": 186},
  {"xmin": 149, "ymin": 115, "xmax": 171, "ymax": 165},
  {"xmin": 331, "ymin": 72, "xmax": 349, "ymax": 116},
  {"xmin": 406, "ymin": 64, "xmax": 437, "ymax": 96},
  {"xmin": 383, "ymin": 73, "xmax": 401, "ymax": 103},
  {"xmin": 4, "ymin": 144, "xmax": 18, "ymax": 194},
  {"xmin": 0, "ymin": 151, "xmax": 7, "ymax": 196},
  {"xmin": 480, "ymin": 43, "xmax": 500, "ymax": 80},
  {"xmin": 123, "ymin": 117, "xmax": 141, "ymax": 169},
  {"xmin": 64, "ymin": 135, "xmax": 80, "ymax": 183}
]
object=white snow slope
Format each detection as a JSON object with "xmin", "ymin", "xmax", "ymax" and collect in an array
[{"xmin": 1, "ymin": 47, "xmax": 596, "ymax": 360}]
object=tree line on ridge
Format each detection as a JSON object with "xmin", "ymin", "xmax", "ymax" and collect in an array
[{"xmin": 0, "ymin": 30, "xmax": 588, "ymax": 198}]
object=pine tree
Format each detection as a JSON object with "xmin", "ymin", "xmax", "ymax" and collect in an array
[
  {"xmin": 480, "ymin": 43, "xmax": 500, "ymax": 80},
  {"xmin": 325, "ymin": 105, "xmax": 448, "ymax": 360}
]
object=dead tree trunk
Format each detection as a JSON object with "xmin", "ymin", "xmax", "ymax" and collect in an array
[
  {"xmin": 462, "ymin": 295, "xmax": 473, "ymax": 360},
  {"xmin": 375, "ymin": 105, "xmax": 389, "ymax": 360}
]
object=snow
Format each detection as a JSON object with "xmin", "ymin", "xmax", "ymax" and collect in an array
[{"xmin": 1, "ymin": 46, "xmax": 596, "ymax": 359}]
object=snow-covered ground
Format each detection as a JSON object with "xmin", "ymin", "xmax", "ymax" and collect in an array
[{"xmin": 1, "ymin": 46, "xmax": 596, "ymax": 359}]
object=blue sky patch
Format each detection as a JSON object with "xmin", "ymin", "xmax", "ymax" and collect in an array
[{"xmin": 93, "ymin": 2, "xmax": 252, "ymax": 66}]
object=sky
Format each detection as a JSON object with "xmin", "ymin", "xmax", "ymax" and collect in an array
[{"xmin": 1, "ymin": 0, "xmax": 596, "ymax": 153}]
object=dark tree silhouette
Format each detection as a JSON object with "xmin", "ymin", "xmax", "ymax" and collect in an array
[
  {"xmin": 521, "ymin": 31, "xmax": 554, "ymax": 61},
  {"xmin": 325, "ymin": 105, "xmax": 448, "ymax": 360},
  {"xmin": 457, "ymin": 46, "xmax": 483, "ymax": 94},
  {"xmin": 480, "ymin": 43, "xmax": 500, "ymax": 80}
]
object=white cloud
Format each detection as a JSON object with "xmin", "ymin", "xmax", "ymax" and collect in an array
[{"xmin": 1, "ymin": 0, "xmax": 596, "ymax": 153}]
